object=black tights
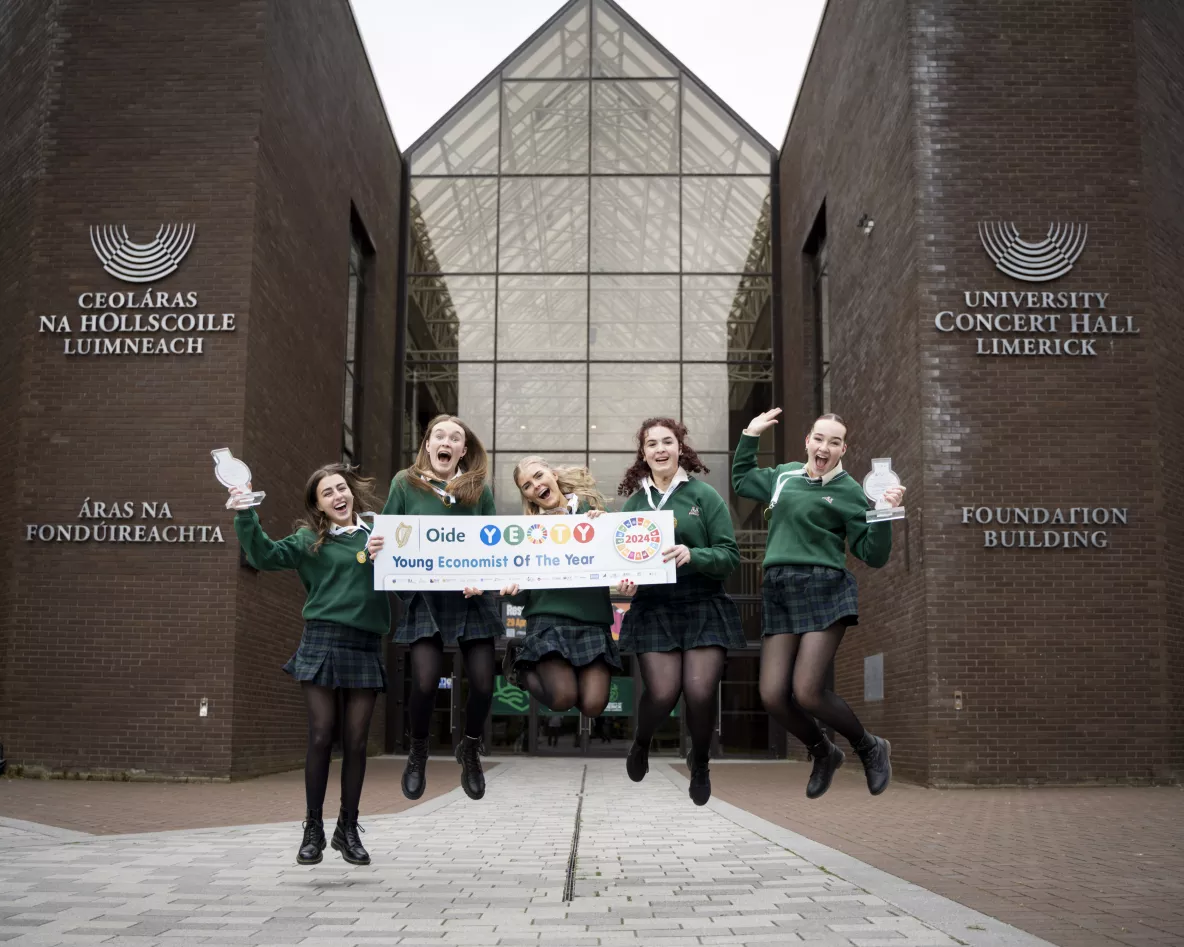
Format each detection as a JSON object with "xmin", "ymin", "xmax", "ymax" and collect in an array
[
  {"xmin": 302, "ymin": 684, "xmax": 377, "ymax": 814},
  {"xmin": 634, "ymin": 647, "xmax": 726, "ymax": 762},
  {"xmin": 407, "ymin": 636, "xmax": 495, "ymax": 740},
  {"xmin": 520, "ymin": 656, "xmax": 613, "ymax": 717},
  {"xmin": 758, "ymin": 626, "xmax": 866, "ymax": 748}
]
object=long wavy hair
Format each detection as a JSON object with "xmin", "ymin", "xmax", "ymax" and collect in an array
[
  {"xmin": 617, "ymin": 417, "xmax": 710, "ymax": 496},
  {"xmin": 405, "ymin": 414, "xmax": 489, "ymax": 508},
  {"xmin": 295, "ymin": 463, "xmax": 381, "ymax": 554},
  {"xmin": 512, "ymin": 455, "xmax": 607, "ymax": 515}
]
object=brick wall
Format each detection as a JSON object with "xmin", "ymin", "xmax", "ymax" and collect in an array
[
  {"xmin": 230, "ymin": 0, "xmax": 403, "ymax": 778},
  {"xmin": 779, "ymin": 1, "xmax": 929, "ymax": 781},
  {"xmin": 0, "ymin": 0, "xmax": 57, "ymax": 765},
  {"xmin": 1135, "ymin": 1, "xmax": 1184, "ymax": 781},
  {"xmin": 782, "ymin": 0, "xmax": 1181, "ymax": 784},
  {"xmin": 0, "ymin": 0, "xmax": 402, "ymax": 779}
]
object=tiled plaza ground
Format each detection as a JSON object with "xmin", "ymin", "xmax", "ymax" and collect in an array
[
  {"xmin": 2, "ymin": 757, "xmax": 1180, "ymax": 947},
  {"xmin": 1, "ymin": 758, "xmax": 1057, "ymax": 947}
]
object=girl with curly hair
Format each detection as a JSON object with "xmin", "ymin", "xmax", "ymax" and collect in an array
[
  {"xmin": 499, "ymin": 456, "xmax": 622, "ymax": 721},
  {"xmin": 616, "ymin": 418, "xmax": 744, "ymax": 805},
  {"xmin": 367, "ymin": 415, "xmax": 501, "ymax": 804},
  {"xmin": 230, "ymin": 463, "xmax": 389, "ymax": 868}
]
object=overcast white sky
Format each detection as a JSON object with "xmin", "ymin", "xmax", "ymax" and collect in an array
[{"xmin": 350, "ymin": 0, "xmax": 826, "ymax": 151}]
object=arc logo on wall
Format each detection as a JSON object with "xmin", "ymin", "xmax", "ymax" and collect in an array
[
  {"xmin": 89, "ymin": 224, "xmax": 196, "ymax": 283},
  {"xmin": 977, "ymin": 221, "xmax": 1088, "ymax": 282}
]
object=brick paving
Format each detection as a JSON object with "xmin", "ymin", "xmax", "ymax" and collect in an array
[
  {"xmin": 678, "ymin": 761, "xmax": 1184, "ymax": 947},
  {"xmin": 0, "ymin": 758, "xmax": 1048, "ymax": 947},
  {"xmin": 0, "ymin": 759, "xmax": 488, "ymax": 835}
]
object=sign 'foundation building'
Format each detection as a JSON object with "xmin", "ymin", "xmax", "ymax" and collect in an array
[{"xmin": 2, "ymin": 0, "xmax": 1181, "ymax": 786}]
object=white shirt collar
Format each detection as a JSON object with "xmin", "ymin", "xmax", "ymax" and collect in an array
[
  {"xmin": 805, "ymin": 460, "xmax": 845, "ymax": 485},
  {"xmin": 329, "ymin": 515, "xmax": 371, "ymax": 536},
  {"xmin": 641, "ymin": 467, "xmax": 689, "ymax": 509}
]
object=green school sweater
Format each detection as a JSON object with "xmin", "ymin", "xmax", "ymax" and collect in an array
[
  {"xmin": 506, "ymin": 502, "xmax": 613, "ymax": 626},
  {"xmin": 619, "ymin": 477, "xmax": 739, "ymax": 581},
  {"xmin": 381, "ymin": 470, "xmax": 496, "ymax": 517},
  {"xmin": 731, "ymin": 433, "xmax": 892, "ymax": 570},
  {"xmin": 234, "ymin": 510, "xmax": 391, "ymax": 635}
]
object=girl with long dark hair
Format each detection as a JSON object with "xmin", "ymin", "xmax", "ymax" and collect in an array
[
  {"xmin": 230, "ymin": 463, "xmax": 388, "ymax": 867},
  {"xmin": 366, "ymin": 415, "xmax": 500, "ymax": 802},
  {"xmin": 499, "ymin": 456, "xmax": 621, "ymax": 719},
  {"xmin": 732, "ymin": 408, "xmax": 902, "ymax": 799},
  {"xmin": 616, "ymin": 418, "xmax": 744, "ymax": 805}
]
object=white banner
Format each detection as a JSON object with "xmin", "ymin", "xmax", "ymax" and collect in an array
[{"xmin": 372, "ymin": 512, "xmax": 677, "ymax": 592}]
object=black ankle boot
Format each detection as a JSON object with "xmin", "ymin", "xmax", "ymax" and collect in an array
[
  {"xmin": 296, "ymin": 808, "xmax": 326, "ymax": 865},
  {"xmin": 625, "ymin": 738, "xmax": 650, "ymax": 782},
  {"xmin": 687, "ymin": 751, "xmax": 711, "ymax": 806},
  {"xmin": 331, "ymin": 808, "xmax": 370, "ymax": 865},
  {"xmin": 455, "ymin": 734, "xmax": 485, "ymax": 800},
  {"xmin": 806, "ymin": 737, "xmax": 845, "ymax": 799},
  {"xmin": 401, "ymin": 737, "xmax": 430, "ymax": 800},
  {"xmin": 854, "ymin": 732, "xmax": 892, "ymax": 796}
]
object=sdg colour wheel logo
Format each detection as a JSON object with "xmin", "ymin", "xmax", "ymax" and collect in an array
[{"xmin": 614, "ymin": 516, "xmax": 661, "ymax": 563}]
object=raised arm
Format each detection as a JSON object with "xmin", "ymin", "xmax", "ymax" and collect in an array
[
  {"xmin": 234, "ymin": 509, "xmax": 309, "ymax": 571},
  {"xmin": 731, "ymin": 408, "xmax": 783, "ymax": 501}
]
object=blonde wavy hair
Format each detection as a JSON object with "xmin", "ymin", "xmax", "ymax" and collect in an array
[
  {"xmin": 406, "ymin": 414, "xmax": 490, "ymax": 508},
  {"xmin": 512, "ymin": 456, "xmax": 606, "ymax": 515}
]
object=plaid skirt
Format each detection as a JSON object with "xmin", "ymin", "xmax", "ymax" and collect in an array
[
  {"xmin": 762, "ymin": 564, "xmax": 859, "ymax": 636},
  {"xmin": 619, "ymin": 577, "xmax": 746, "ymax": 654},
  {"xmin": 282, "ymin": 621, "xmax": 387, "ymax": 691},
  {"xmin": 513, "ymin": 614, "xmax": 622, "ymax": 670},
  {"xmin": 394, "ymin": 591, "xmax": 503, "ymax": 646}
]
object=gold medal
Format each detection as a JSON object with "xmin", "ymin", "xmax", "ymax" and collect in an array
[
  {"xmin": 763, "ymin": 506, "xmax": 772, "ymax": 522},
  {"xmin": 673, "ymin": 517, "xmax": 678, "ymax": 528},
  {"xmin": 356, "ymin": 550, "xmax": 367, "ymax": 564}
]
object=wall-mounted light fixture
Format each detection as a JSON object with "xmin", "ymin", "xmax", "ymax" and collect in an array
[{"xmin": 857, "ymin": 214, "xmax": 875, "ymax": 236}]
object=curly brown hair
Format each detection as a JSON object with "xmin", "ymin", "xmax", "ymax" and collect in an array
[
  {"xmin": 617, "ymin": 417, "xmax": 710, "ymax": 496},
  {"xmin": 295, "ymin": 463, "xmax": 382, "ymax": 554}
]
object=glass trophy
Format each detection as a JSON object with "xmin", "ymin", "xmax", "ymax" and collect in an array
[
  {"xmin": 863, "ymin": 457, "xmax": 906, "ymax": 523},
  {"xmin": 212, "ymin": 448, "xmax": 266, "ymax": 510}
]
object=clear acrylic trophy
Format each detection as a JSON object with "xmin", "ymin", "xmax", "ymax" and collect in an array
[
  {"xmin": 863, "ymin": 457, "xmax": 906, "ymax": 523},
  {"xmin": 212, "ymin": 448, "xmax": 266, "ymax": 510}
]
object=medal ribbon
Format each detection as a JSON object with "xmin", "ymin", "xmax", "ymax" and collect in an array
[{"xmin": 420, "ymin": 475, "xmax": 457, "ymax": 506}]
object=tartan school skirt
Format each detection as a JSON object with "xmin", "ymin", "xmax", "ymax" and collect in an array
[
  {"xmin": 394, "ymin": 590, "xmax": 503, "ymax": 646},
  {"xmin": 618, "ymin": 576, "xmax": 747, "ymax": 654},
  {"xmin": 761, "ymin": 564, "xmax": 860, "ymax": 636},
  {"xmin": 513, "ymin": 614, "xmax": 623, "ymax": 671},
  {"xmin": 282, "ymin": 621, "xmax": 388, "ymax": 691}
]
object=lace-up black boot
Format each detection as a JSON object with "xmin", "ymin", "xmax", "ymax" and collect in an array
[
  {"xmin": 687, "ymin": 750, "xmax": 712, "ymax": 806},
  {"xmin": 455, "ymin": 734, "xmax": 485, "ymax": 800},
  {"xmin": 401, "ymin": 737, "xmax": 430, "ymax": 800},
  {"xmin": 296, "ymin": 808, "xmax": 326, "ymax": 865},
  {"xmin": 625, "ymin": 737, "xmax": 650, "ymax": 782},
  {"xmin": 331, "ymin": 808, "xmax": 370, "ymax": 865},
  {"xmin": 853, "ymin": 732, "xmax": 892, "ymax": 795},
  {"xmin": 805, "ymin": 737, "xmax": 845, "ymax": 799}
]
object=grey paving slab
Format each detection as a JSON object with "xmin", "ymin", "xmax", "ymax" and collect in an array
[{"xmin": 0, "ymin": 758, "xmax": 1055, "ymax": 947}]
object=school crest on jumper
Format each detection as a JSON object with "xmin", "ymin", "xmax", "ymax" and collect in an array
[
  {"xmin": 689, "ymin": 506, "xmax": 701, "ymax": 517},
  {"xmin": 395, "ymin": 521, "xmax": 413, "ymax": 548}
]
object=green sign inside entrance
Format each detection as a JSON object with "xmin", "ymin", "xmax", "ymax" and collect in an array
[{"xmin": 492, "ymin": 675, "xmax": 636, "ymax": 716}]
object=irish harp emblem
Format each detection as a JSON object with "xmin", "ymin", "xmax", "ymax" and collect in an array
[{"xmin": 395, "ymin": 522, "xmax": 413, "ymax": 549}]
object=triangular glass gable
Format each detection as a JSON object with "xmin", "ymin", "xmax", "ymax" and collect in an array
[
  {"xmin": 410, "ymin": 78, "xmax": 499, "ymax": 176},
  {"xmin": 592, "ymin": 0, "xmax": 677, "ymax": 78},
  {"xmin": 682, "ymin": 76, "xmax": 771, "ymax": 174},
  {"xmin": 505, "ymin": 0, "xmax": 590, "ymax": 79}
]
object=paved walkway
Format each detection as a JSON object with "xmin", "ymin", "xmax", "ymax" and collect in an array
[
  {"xmin": 0, "ymin": 759, "xmax": 1052, "ymax": 947},
  {"xmin": 680, "ymin": 762, "xmax": 1184, "ymax": 947}
]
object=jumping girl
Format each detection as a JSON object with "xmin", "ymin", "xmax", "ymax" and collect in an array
[
  {"xmin": 616, "ymin": 418, "xmax": 745, "ymax": 805},
  {"xmin": 230, "ymin": 463, "xmax": 388, "ymax": 867},
  {"xmin": 732, "ymin": 408, "xmax": 902, "ymax": 799},
  {"xmin": 499, "ymin": 456, "xmax": 621, "ymax": 721},
  {"xmin": 366, "ymin": 415, "xmax": 500, "ymax": 802}
]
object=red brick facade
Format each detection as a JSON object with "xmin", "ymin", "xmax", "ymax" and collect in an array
[
  {"xmin": 779, "ymin": 0, "xmax": 1183, "ymax": 784},
  {"xmin": 0, "ymin": 0, "xmax": 402, "ymax": 779}
]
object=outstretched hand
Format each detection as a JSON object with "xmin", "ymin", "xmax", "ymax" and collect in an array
[{"xmin": 745, "ymin": 407, "xmax": 782, "ymax": 436}]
